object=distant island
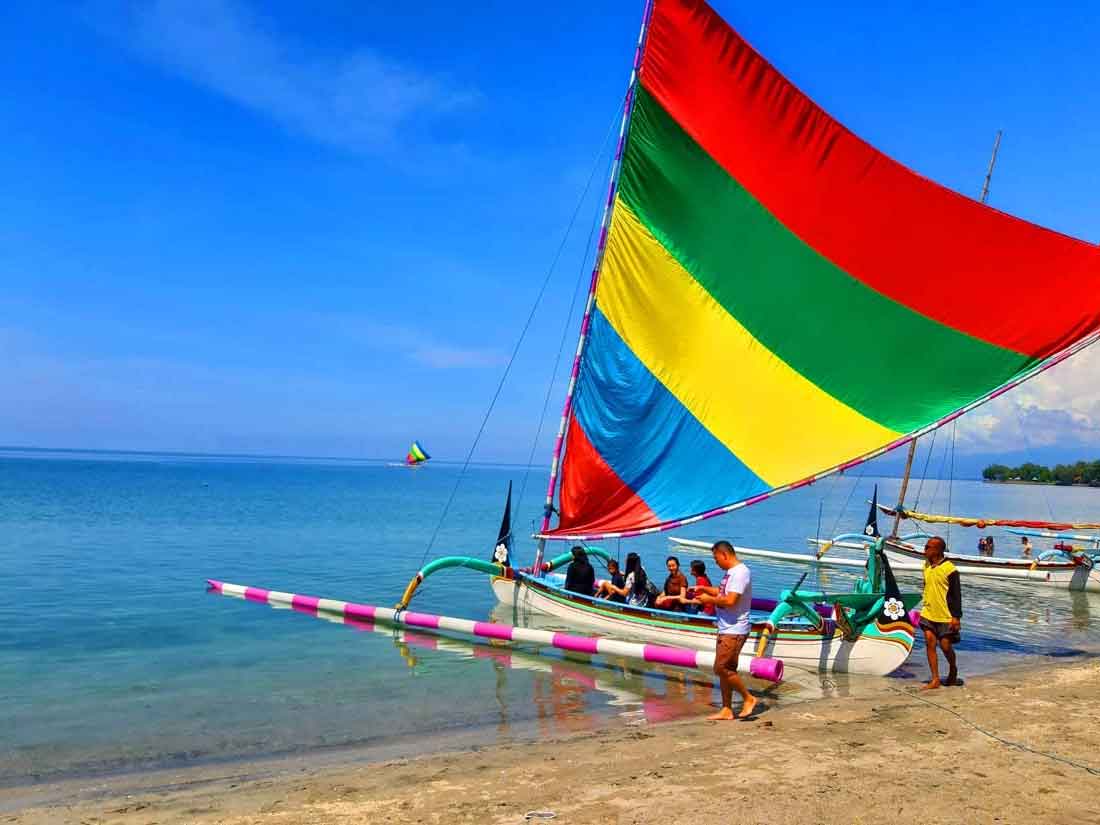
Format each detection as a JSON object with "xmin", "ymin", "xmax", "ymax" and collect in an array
[{"xmin": 983, "ymin": 460, "xmax": 1100, "ymax": 487}]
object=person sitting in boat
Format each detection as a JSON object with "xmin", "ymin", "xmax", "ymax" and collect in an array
[
  {"xmin": 654, "ymin": 555, "xmax": 689, "ymax": 611},
  {"xmin": 986, "ymin": 535, "xmax": 995, "ymax": 556},
  {"xmin": 563, "ymin": 546, "xmax": 596, "ymax": 596},
  {"xmin": 679, "ymin": 559, "xmax": 716, "ymax": 616},
  {"xmin": 599, "ymin": 552, "xmax": 652, "ymax": 607},
  {"xmin": 1021, "ymin": 536, "xmax": 1033, "ymax": 558},
  {"xmin": 596, "ymin": 558, "xmax": 627, "ymax": 602},
  {"xmin": 919, "ymin": 536, "xmax": 962, "ymax": 690}
]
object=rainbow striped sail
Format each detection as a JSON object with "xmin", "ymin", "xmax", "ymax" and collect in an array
[
  {"xmin": 406, "ymin": 440, "xmax": 431, "ymax": 466},
  {"xmin": 545, "ymin": 0, "xmax": 1100, "ymax": 540}
]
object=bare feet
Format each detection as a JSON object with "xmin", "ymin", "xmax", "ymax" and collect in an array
[
  {"xmin": 707, "ymin": 707, "xmax": 735, "ymax": 721},
  {"xmin": 921, "ymin": 679, "xmax": 942, "ymax": 691},
  {"xmin": 737, "ymin": 696, "xmax": 758, "ymax": 719}
]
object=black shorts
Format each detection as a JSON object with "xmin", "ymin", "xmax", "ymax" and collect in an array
[{"xmin": 919, "ymin": 617, "xmax": 960, "ymax": 643}]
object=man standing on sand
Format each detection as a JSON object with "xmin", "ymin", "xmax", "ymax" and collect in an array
[
  {"xmin": 920, "ymin": 536, "xmax": 962, "ymax": 690},
  {"xmin": 692, "ymin": 541, "xmax": 757, "ymax": 720}
]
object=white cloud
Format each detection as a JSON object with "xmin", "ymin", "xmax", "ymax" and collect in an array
[
  {"xmin": 339, "ymin": 318, "xmax": 506, "ymax": 370},
  {"xmin": 105, "ymin": 0, "xmax": 479, "ymax": 152},
  {"xmin": 955, "ymin": 343, "xmax": 1100, "ymax": 451}
]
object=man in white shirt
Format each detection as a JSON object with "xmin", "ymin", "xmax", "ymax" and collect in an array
[{"xmin": 693, "ymin": 540, "xmax": 757, "ymax": 720}]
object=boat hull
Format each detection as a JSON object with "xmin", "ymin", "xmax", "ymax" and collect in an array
[
  {"xmin": 883, "ymin": 538, "xmax": 1100, "ymax": 592},
  {"xmin": 490, "ymin": 575, "xmax": 914, "ymax": 676}
]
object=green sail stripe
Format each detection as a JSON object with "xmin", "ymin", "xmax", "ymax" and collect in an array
[{"xmin": 619, "ymin": 85, "xmax": 1035, "ymax": 432}]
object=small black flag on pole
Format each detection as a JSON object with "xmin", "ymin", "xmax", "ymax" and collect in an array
[{"xmin": 492, "ymin": 481, "xmax": 513, "ymax": 567}]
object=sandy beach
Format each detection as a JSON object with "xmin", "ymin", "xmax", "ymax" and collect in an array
[{"xmin": 6, "ymin": 657, "xmax": 1099, "ymax": 825}]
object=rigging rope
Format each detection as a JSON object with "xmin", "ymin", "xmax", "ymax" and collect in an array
[
  {"xmin": 886, "ymin": 685, "xmax": 1100, "ymax": 777},
  {"xmin": 515, "ymin": 120, "xmax": 617, "ymax": 522},
  {"xmin": 419, "ymin": 102, "xmax": 626, "ymax": 569},
  {"xmin": 911, "ymin": 427, "xmax": 938, "ymax": 511},
  {"xmin": 946, "ymin": 421, "xmax": 957, "ymax": 546}
]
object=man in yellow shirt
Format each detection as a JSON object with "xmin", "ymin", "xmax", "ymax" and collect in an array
[{"xmin": 920, "ymin": 536, "xmax": 962, "ymax": 690}]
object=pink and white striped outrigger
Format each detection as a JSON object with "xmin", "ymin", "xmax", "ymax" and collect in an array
[{"xmin": 206, "ymin": 579, "xmax": 784, "ymax": 681}]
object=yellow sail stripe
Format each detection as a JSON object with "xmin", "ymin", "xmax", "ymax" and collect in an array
[{"xmin": 596, "ymin": 199, "xmax": 900, "ymax": 486}]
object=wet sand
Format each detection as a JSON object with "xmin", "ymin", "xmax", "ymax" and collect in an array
[{"xmin": 5, "ymin": 658, "xmax": 1099, "ymax": 825}]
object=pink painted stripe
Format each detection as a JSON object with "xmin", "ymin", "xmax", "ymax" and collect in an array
[
  {"xmin": 473, "ymin": 622, "xmax": 514, "ymax": 641},
  {"xmin": 552, "ymin": 632, "xmax": 600, "ymax": 654},
  {"xmin": 244, "ymin": 587, "xmax": 270, "ymax": 603},
  {"xmin": 344, "ymin": 602, "xmax": 377, "ymax": 622},
  {"xmin": 403, "ymin": 630, "xmax": 439, "ymax": 649},
  {"xmin": 403, "ymin": 611, "xmax": 442, "ymax": 630},
  {"xmin": 643, "ymin": 644, "xmax": 700, "ymax": 669},
  {"xmin": 343, "ymin": 618, "xmax": 376, "ymax": 633},
  {"xmin": 291, "ymin": 594, "xmax": 320, "ymax": 613}
]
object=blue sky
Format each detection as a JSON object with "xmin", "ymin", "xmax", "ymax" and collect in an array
[{"xmin": 2, "ymin": 0, "xmax": 1098, "ymax": 463}]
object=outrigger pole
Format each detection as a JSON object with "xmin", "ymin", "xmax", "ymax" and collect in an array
[
  {"xmin": 533, "ymin": 0, "xmax": 655, "ymax": 573},
  {"xmin": 207, "ymin": 579, "xmax": 783, "ymax": 681},
  {"xmin": 892, "ymin": 129, "xmax": 1004, "ymax": 538}
]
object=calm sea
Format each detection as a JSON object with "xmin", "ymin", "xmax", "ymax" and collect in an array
[{"xmin": 3, "ymin": 448, "xmax": 1099, "ymax": 787}]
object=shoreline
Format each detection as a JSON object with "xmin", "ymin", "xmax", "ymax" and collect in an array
[{"xmin": 6, "ymin": 656, "xmax": 1099, "ymax": 824}]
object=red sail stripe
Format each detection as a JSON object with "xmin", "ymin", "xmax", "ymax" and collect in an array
[
  {"xmin": 640, "ymin": 0, "xmax": 1100, "ymax": 358},
  {"xmin": 558, "ymin": 416, "xmax": 660, "ymax": 535}
]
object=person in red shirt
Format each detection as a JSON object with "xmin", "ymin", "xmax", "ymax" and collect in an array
[{"xmin": 679, "ymin": 560, "xmax": 716, "ymax": 616}]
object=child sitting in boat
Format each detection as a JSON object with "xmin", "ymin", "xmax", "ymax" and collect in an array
[
  {"xmin": 598, "ymin": 552, "xmax": 653, "ymax": 607},
  {"xmin": 563, "ymin": 546, "xmax": 596, "ymax": 596},
  {"xmin": 654, "ymin": 555, "xmax": 689, "ymax": 611},
  {"xmin": 594, "ymin": 559, "xmax": 627, "ymax": 602},
  {"xmin": 679, "ymin": 560, "xmax": 716, "ymax": 616}
]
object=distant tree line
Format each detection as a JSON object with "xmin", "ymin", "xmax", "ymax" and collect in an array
[{"xmin": 982, "ymin": 460, "xmax": 1100, "ymax": 486}]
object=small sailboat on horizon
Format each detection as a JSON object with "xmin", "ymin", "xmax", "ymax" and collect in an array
[{"xmin": 388, "ymin": 440, "xmax": 432, "ymax": 469}]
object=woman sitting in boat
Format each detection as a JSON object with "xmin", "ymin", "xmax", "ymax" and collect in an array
[
  {"xmin": 598, "ymin": 552, "xmax": 653, "ymax": 607},
  {"xmin": 593, "ymin": 559, "xmax": 627, "ymax": 603},
  {"xmin": 654, "ymin": 555, "xmax": 689, "ymax": 612},
  {"xmin": 563, "ymin": 546, "xmax": 596, "ymax": 596}
]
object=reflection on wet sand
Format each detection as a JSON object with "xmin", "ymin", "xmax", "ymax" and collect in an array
[{"xmin": 264, "ymin": 593, "xmax": 880, "ymax": 736}]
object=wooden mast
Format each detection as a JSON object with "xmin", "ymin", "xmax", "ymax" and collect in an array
[{"xmin": 891, "ymin": 130, "xmax": 1004, "ymax": 538}]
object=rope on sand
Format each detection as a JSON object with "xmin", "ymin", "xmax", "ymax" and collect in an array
[{"xmin": 888, "ymin": 685, "xmax": 1100, "ymax": 777}]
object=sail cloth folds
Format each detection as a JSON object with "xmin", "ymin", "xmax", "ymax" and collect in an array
[{"xmin": 546, "ymin": 0, "xmax": 1100, "ymax": 540}]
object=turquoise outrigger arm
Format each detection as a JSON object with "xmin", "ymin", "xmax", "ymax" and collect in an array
[
  {"xmin": 396, "ymin": 546, "xmax": 616, "ymax": 609},
  {"xmin": 544, "ymin": 545, "xmax": 614, "ymax": 572}
]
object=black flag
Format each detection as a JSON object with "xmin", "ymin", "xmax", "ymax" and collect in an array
[
  {"xmin": 864, "ymin": 485, "xmax": 880, "ymax": 539},
  {"xmin": 492, "ymin": 481, "xmax": 513, "ymax": 567}
]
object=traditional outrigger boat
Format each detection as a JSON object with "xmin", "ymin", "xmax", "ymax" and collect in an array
[
  {"xmin": 219, "ymin": 0, "xmax": 1100, "ymax": 680},
  {"xmin": 745, "ymin": 498, "xmax": 1100, "ymax": 592},
  {"xmin": 388, "ymin": 440, "xmax": 431, "ymax": 468},
  {"xmin": 392, "ymin": 0, "xmax": 1100, "ymax": 678}
]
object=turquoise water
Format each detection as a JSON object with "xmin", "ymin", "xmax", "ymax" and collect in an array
[{"xmin": 3, "ymin": 448, "xmax": 1100, "ymax": 786}]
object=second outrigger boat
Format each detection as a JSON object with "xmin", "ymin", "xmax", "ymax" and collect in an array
[{"xmin": 395, "ymin": 0, "xmax": 1100, "ymax": 676}]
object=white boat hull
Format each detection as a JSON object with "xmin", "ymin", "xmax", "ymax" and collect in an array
[
  {"xmin": 490, "ymin": 575, "xmax": 914, "ymax": 676},
  {"xmin": 668, "ymin": 537, "xmax": 1100, "ymax": 593},
  {"xmin": 883, "ymin": 538, "xmax": 1100, "ymax": 592}
]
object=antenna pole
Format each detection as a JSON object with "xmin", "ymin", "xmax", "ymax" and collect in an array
[
  {"xmin": 893, "ymin": 130, "xmax": 1003, "ymax": 538},
  {"xmin": 979, "ymin": 129, "xmax": 1003, "ymax": 205},
  {"xmin": 532, "ymin": 0, "xmax": 654, "ymax": 566}
]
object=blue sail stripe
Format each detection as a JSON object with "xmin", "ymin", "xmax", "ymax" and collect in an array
[{"xmin": 572, "ymin": 308, "xmax": 767, "ymax": 522}]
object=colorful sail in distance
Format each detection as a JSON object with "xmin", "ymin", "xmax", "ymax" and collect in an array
[
  {"xmin": 546, "ymin": 0, "xmax": 1100, "ymax": 540},
  {"xmin": 406, "ymin": 441, "xmax": 431, "ymax": 466}
]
